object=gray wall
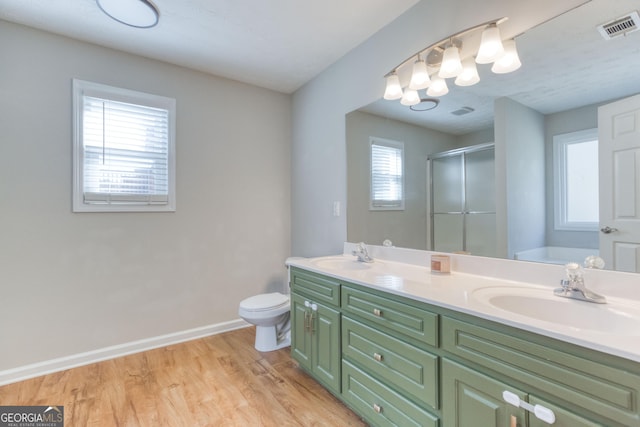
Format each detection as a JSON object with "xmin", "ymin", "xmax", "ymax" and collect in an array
[
  {"xmin": 290, "ymin": 0, "xmax": 587, "ymax": 257},
  {"xmin": 346, "ymin": 110, "xmax": 460, "ymax": 250},
  {"xmin": 495, "ymin": 97, "xmax": 546, "ymax": 258},
  {"xmin": 0, "ymin": 21, "xmax": 291, "ymax": 371}
]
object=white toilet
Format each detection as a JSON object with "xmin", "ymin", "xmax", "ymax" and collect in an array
[{"xmin": 238, "ymin": 292, "xmax": 291, "ymax": 352}]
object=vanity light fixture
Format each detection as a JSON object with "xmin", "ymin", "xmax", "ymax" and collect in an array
[
  {"xmin": 455, "ymin": 57, "xmax": 481, "ymax": 86},
  {"xmin": 427, "ymin": 75, "xmax": 449, "ymax": 97},
  {"xmin": 383, "ymin": 72, "xmax": 403, "ymax": 100},
  {"xmin": 439, "ymin": 39, "xmax": 463, "ymax": 78},
  {"xmin": 400, "ymin": 88, "xmax": 421, "ymax": 106},
  {"xmin": 96, "ymin": 0, "xmax": 160, "ymax": 28},
  {"xmin": 383, "ymin": 18, "xmax": 521, "ymax": 105},
  {"xmin": 475, "ymin": 23, "xmax": 505, "ymax": 64},
  {"xmin": 408, "ymin": 55, "xmax": 430, "ymax": 90},
  {"xmin": 491, "ymin": 39, "xmax": 522, "ymax": 73}
]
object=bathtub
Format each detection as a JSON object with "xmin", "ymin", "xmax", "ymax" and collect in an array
[{"xmin": 514, "ymin": 246, "xmax": 599, "ymax": 265}]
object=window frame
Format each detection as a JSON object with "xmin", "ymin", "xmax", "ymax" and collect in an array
[
  {"xmin": 72, "ymin": 79, "xmax": 176, "ymax": 212},
  {"xmin": 552, "ymin": 128, "xmax": 599, "ymax": 231},
  {"xmin": 369, "ymin": 137, "xmax": 405, "ymax": 211}
]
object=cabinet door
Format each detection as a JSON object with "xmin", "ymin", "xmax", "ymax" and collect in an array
[
  {"xmin": 312, "ymin": 302, "xmax": 341, "ymax": 394},
  {"xmin": 442, "ymin": 359, "xmax": 527, "ymax": 427},
  {"xmin": 528, "ymin": 396, "xmax": 604, "ymax": 427},
  {"xmin": 291, "ymin": 293, "xmax": 312, "ymax": 371}
]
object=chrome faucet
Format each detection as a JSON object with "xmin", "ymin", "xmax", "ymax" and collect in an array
[
  {"xmin": 554, "ymin": 262, "xmax": 606, "ymax": 304},
  {"xmin": 352, "ymin": 242, "xmax": 374, "ymax": 263}
]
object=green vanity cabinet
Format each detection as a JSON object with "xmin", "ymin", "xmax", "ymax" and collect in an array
[
  {"xmin": 290, "ymin": 268, "xmax": 341, "ymax": 395},
  {"xmin": 341, "ymin": 285, "xmax": 438, "ymax": 349},
  {"xmin": 342, "ymin": 360, "xmax": 439, "ymax": 427},
  {"xmin": 341, "ymin": 284, "xmax": 441, "ymax": 426},
  {"xmin": 442, "ymin": 358, "xmax": 527, "ymax": 426},
  {"xmin": 342, "ymin": 316, "xmax": 439, "ymax": 411},
  {"xmin": 442, "ymin": 359, "xmax": 605, "ymax": 427},
  {"xmin": 289, "ymin": 266, "xmax": 640, "ymax": 427},
  {"xmin": 441, "ymin": 316, "xmax": 640, "ymax": 426}
]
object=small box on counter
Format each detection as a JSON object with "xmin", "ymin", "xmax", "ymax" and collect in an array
[{"xmin": 431, "ymin": 254, "xmax": 450, "ymax": 274}]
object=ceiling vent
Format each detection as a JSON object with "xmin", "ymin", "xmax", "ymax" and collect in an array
[
  {"xmin": 451, "ymin": 106, "xmax": 475, "ymax": 116},
  {"xmin": 597, "ymin": 11, "xmax": 640, "ymax": 40}
]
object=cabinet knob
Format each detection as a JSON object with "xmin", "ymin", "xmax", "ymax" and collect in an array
[
  {"xmin": 373, "ymin": 403, "xmax": 382, "ymax": 413},
  {"xmin": 373, "ymin": 308, "xmax": 382, "ymax": 317},
  {"xmin": 373, "ymin": 352, "xmax": 383, "ymax": 362}
]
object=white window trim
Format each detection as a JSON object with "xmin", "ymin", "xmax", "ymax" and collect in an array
[
  {"xmin": 72, "ymin": 79, "xmax": 176, "ymax": 212},
  {"xmin": 369, "ymin": 137, "xmax": 405, "ymax": 211},
  {"xmin": 553, "ymin": 128, "xmax": 598, "ymax": 231}
]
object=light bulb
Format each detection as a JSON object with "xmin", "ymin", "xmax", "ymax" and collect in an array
[
  {"xmin": 409, "ymin": 58, "xmax": 430, "ymax": 90},
  {"xmin": 491, "ymin": 39, "xmax": 522, "ymax": 73},
  {"xmin": 439, "ymin": 43, "xmax": 463, "ymax": 78},
  {"xmin": 455, "ymin": 57, "xmax": 480, "ymax": 86},
  {"xmin": 476, "ymin": 23, "xmax": 504, "ymax": 64},
  {"xmin": 383, "ymin": 73, "xmax": 403, "ymax": 100},
  {"xmin": 426, "ymin": 75, "xmax": 449, "ymax": 97},
  {"xmin": 400, "ymin": 88, "xmax": 420, "ymax": 106}
]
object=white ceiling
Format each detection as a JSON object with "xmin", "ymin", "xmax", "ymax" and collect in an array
[
  {"xmin": 361, "ymin": 0, "xmax": 640, "ymax": 135},
  {"xmin": 0, "ymin": 0, "xmax": 419, "ymax": 93}
]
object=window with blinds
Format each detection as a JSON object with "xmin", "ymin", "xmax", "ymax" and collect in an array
[
  {"xmin": 370, "ymin": 137, "xmax": 405, "ymax": 210},
  {"xmin": 72, "ymin": 79, "xmax": 176, "ymax": 212}
]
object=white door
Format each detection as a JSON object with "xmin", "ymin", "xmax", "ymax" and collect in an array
[{"xmin": 598, "ymin": 93, "xmax": 640, "ymax": 272}]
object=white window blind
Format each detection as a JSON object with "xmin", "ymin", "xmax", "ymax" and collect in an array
[
  {"xmin": 370, "ymin": 137, "xmax": 404, "ymax": 210},
  {"xmin": 73, "ymin": 79, "xmax": 176, "ymax": 212}
]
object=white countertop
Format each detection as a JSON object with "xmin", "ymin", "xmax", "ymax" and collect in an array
[{"xmin": 288, "ymin": 246, "xmax": 640, "ymax": 363}]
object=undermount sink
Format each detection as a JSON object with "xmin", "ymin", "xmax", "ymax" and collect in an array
[
  {"xmin": 472, "ymin": 286, "xmax": 640, "ymax": 335},
  {"xmin": 310, "ymin": 256, "xmax": 375, "ymax": 271}
]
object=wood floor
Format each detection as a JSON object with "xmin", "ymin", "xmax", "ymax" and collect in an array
[{"xmin": 0, "ymin": 327, "xmax": 366, "ymax": 426}]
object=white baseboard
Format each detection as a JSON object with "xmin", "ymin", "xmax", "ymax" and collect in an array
[{"xmin": 0, "ymin": 319, "xmax": 251, "ymax": 386}]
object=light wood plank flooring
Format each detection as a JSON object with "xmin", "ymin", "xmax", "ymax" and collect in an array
[{"xmin": 0, "ymin": 327, "xmax": 366, "ymax": 426}]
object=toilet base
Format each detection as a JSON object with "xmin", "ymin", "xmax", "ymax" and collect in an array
[{"xmin": 254, "ymin": 325, "xmax": 291, "ymax": 352}]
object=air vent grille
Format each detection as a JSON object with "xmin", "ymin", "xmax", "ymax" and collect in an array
[
  {"xmin": 451, "ymin": 106, "xmax": 474, "ymax": 116},
  {"xmin": 597, "ymin": 11, "xmax": 640, "ymax": 40}
]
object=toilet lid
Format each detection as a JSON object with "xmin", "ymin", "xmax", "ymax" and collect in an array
[{"xmin": 240, "ymin": 293, "xmax": 289, "ymax": 312}]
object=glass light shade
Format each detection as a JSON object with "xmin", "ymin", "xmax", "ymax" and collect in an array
[
  {"xmin": 475, "ymin": 24, "xmax": 504, "ymax": 64},
  {"xmin": 426, "ymin": 75, "xmax": 449, "ymax": 97},
  {"xmin": 97, "ymin": 0, "xmax": 159, "ymax": 28},
  {"xmin": 439, "ymin": 44, "xmax": 463, "ymax": 78},
  {"xmin": 383, "ymin": 73, "xmax": 403, "ymax": 100},
  {"xmin": 455, "ymin": 57, "xmax": 480, "ymax": 86},
  {"xmin": 409, "ymin": 58, "xmax": 431, "ymax": 90},
  {"xmin": 491, "ymin": 39, "xmax": 522, "ymax": 74},
  {"xmin": 400, "ymin": 88, "xmax": 421, "ymax": 106}
]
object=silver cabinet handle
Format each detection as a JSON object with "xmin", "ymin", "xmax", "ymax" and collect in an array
[{"xmin": 600, "ymin": 226, "xmax": 618, "ymax": 234}]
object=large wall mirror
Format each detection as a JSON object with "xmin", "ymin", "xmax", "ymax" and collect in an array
[{"xmin": 347, "ymin": 0, "xmax": 640, "ymax": 272}]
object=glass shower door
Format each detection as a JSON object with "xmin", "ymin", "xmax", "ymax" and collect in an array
[{"xmin": 429, "ymin": 143, "xmax": 496, "ymax": 257}]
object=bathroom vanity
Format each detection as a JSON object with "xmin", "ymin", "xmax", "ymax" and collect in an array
[{"xmin": 287, "ymin": 245, "xmax": 640, "ymax": 427}]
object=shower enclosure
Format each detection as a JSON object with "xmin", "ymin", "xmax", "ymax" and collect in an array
[{"xmin": 428, "ymin": 143, "xmax": 496, "ymax": 257}]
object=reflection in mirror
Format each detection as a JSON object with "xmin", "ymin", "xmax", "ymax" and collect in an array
[{"xmin": 346, "ymin": 0, "xmax": 640, "ymax": 272}]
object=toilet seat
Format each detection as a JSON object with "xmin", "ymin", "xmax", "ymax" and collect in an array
[{"xmin": 239, "ymin": 292, "xmax": 289, "ymax": 312}]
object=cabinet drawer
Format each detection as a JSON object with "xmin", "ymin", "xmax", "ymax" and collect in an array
[
  {"xmin": 343, "ymin": 316, "xmax": 438, "ymax": 411},
  {"xmin": 442, "ymin": 316, "xmax": 640, "ymax": 427},
  {"xmin": 290, "ymin": 268, "xmax": 340, "ymax": 307},
  {"xmin": 342, "ymin": 360, "xmax": 439, "ymax": 427},
  {"xmin": 342, "ymin": 286, "xmax": 438, "ymax": 347}
]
